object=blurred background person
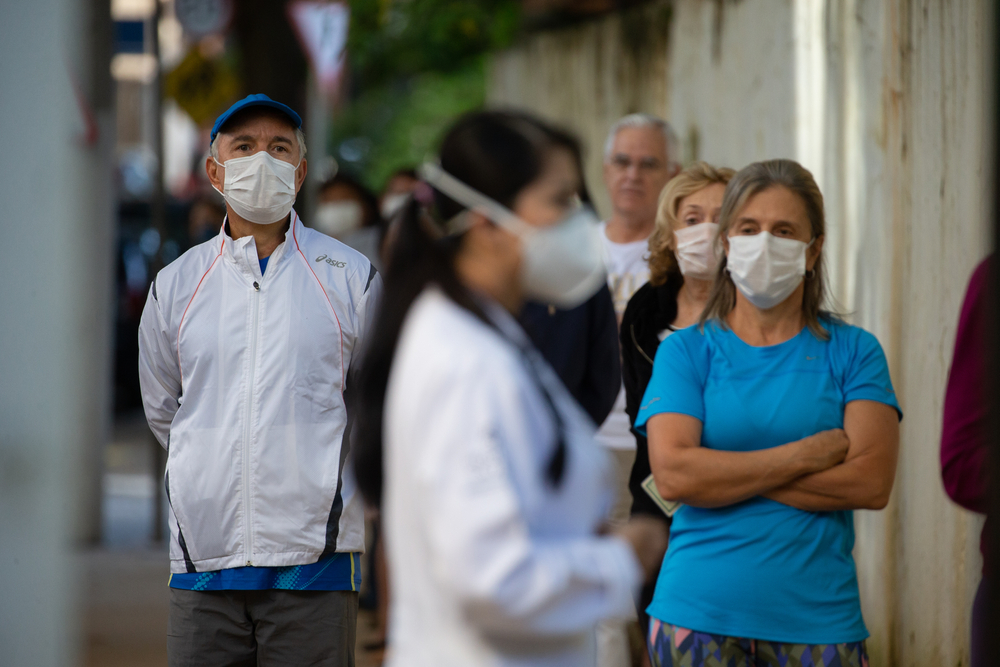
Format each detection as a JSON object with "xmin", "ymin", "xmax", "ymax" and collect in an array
[
  {"xmin": 941, "ymin": 255, "xmax": 993, "ymax": 667},
  {"xmin": 353, "ymin": 110, "xmax": 666, "ymax": 666},
  {"xmin": 316, "ymin": 171, "xmax": 385, "ymax": 271},
  {"xmin": 379, "ymin": 168, "xmax": 423, "ymax": 272},
  {"xmin": 518, "ymin": 284, "xmax": 621, "ymax": 427},
  {"xmin": 636, "ymin": 160, "xmax": 901, "ymax": 667},
  {"xmin": 185, "ymin": 195, "xmax": 227, "ymax": 249},
  {"xmin": 596, "ymin": 112, "xmax": 681, "ymax": 666},
  {"xmin": 379, "ymin": 167, "xmax": 420, "ymax": 221},
  {"xmin": 139, "ymin": 95, "xmax": 382, "ymax": 667},
  {"xmin": 600, "ymin": 114, "xmax": 681, "ymax": 316},
  {"xmin": 519, "ymin": 144, "xmax": 621, "ymax": 428},
  {"xmin": 619, "ymin": 162, "xmax": 734, "ymax": 640}
]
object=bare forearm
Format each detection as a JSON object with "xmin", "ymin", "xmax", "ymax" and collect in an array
[
  {"xmin": 767, "ymin": 402, "xmax": 900, "ymax": 512},
  {"xmin": 765, "ymin": 456, "xmax": 893, "ymax": 511},
  {"xmin": 653, "ymin": 443, "xmax": 812, "ymax": 508}
]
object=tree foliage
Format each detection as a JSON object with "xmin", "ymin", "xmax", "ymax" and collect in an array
[
  {"xmin": 329, "ymin": 1, "xmax": 521, "ymax": 190},
  {"xmin": 345, "ymin": 0, "xmax": 521, "ymax": 86},
  {"xmin": 331, "ymin": 57, "xmax": 487, "ymax": 190}
]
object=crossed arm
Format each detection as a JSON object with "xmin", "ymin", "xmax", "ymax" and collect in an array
[{"xmin": 646, "ymin": 400, "xmax": 900, "ymax": 512}]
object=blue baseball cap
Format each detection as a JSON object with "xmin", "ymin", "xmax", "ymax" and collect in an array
[{"xmin": 210, "ymin": 94, "xmax": 303, "ymax": 143}]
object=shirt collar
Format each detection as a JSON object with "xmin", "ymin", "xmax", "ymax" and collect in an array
[{"xmin": 221, "ymin": 211, "xmax": 298, "ymax": 278}]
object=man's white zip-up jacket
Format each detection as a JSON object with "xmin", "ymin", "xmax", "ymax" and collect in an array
[{"xmin": 138, "ymin": 211, "xmax": 382, "ymax": 574}]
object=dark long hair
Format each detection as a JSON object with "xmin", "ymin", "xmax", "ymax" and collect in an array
[{"xmin": 352, "ymin": 110, "xmax": 587, "ymax": 506}]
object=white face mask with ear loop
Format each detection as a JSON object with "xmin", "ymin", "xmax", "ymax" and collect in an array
[
  {"xmin": 673, "ymin": 221, "xmax": 720, "ymax": 280},
  {"xmin": 213, "ymin": 151, "xmax": 301, "ymax": 225},
  {"xmin": 726, "ymin": 231, "xmax": 814, "ymax": 310},
  {"xmin": 419, "ymin": 163, "xmax": 607, "ymax": 309},
  {"xmin": 313, "ymin": 201, "xmax": 363, "ymax": 239}
]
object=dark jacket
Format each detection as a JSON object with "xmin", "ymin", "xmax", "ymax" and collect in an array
[
  {"xmin": 519, "ymin": 285, "xmax": 621, "ymax": 426},
  {"xmin": 620, "ymin": 271, "xmax": 683, "ymax": 517}
]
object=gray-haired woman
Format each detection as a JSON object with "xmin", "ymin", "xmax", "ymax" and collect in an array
[{"xmin": 635, "ymin": 159, "xmax": 902, "ymax": 666}]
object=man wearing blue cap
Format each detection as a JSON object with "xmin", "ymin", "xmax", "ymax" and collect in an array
[{"xmin": 138, "ymin": 94, "xmax": 381, "ymax": 666}]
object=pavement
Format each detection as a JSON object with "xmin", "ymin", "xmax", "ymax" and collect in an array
[{"xmin": 82, "ymin": 413, "xmax": 384, "ymax": 667}]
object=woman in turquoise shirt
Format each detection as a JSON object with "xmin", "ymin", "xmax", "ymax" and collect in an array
[{"xmin": 635, "ymin": 159, "xmax": 901, "ymax": 667}]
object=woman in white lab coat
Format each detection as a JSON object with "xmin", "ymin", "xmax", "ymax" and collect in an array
[{"xmin": 353, "ymin": 111, "xmax": 664, "ymax": 666}]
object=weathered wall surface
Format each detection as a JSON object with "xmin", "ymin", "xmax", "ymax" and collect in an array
[
  {"xmin": 490, "ymin": 3, "xmax": 672, "ymax": 217},
  {"xmin": 489, "ymin": 1, "xmax": 992, "ymax": 664}
]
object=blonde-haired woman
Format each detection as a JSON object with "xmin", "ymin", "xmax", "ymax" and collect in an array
[
  {"xmin": 620, "ymin": 161, "xmax": 735, "ymax": 632},
  {"xmin": 635, "ymin": 159, "xmax": 901, "ymax": 666}
]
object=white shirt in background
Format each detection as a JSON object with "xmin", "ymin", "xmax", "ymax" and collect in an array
[{"xmin": 595, "ymin": 223, "xmax": 651, "ymax": 451}]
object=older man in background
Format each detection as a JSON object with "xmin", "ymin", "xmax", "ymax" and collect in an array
[
  {"xmin": 596, "ymin": 113, "xmax": 680, "ymax": 667},
  {"xmin": 139, "ymin": 94, "xmax": 381, "ymax": 667}
]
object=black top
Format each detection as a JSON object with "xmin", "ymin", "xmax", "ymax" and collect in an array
[
  {"xmin": 519, "ymin": 285, "xmax": 621, "ymax": 427},
  {"xmin": 620, "ymin": 270, "xmax": 683, "ymax": 517}
]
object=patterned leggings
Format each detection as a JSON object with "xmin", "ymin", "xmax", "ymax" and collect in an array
[{"xmin": 648, "ymin": 618, "xmax": 869, "ymax": 667}]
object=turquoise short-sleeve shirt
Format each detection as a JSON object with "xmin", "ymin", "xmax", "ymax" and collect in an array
[{"xmin": 635, "ymin": 318, "xmax": 901, "ymax": 644}]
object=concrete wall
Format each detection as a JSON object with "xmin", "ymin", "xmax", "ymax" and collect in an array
[
  {"xmin": 489, "ymin": 1, "xmax": 992, "ymax": 664},
  {"xmin": 490, "ymin": 3, "xmax": 672, "ymax": 217}
]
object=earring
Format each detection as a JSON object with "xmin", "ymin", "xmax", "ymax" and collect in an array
[{"xmin": 807, "ymin": 268, "xmax": 816, "ymax": 279}]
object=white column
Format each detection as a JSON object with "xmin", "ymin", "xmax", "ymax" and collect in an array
[
  {"xmin": 303, "ymin": 72, "xmax": 331, "ymax": 225},
  {"xmin": 0, "ymin": 0, "xmax": 113, "ymax": 663}
]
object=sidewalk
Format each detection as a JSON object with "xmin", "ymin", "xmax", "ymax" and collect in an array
[
  {"xmin": 80, "ymin": 548, "xmax": 385, "ymax": 667},
  {"xmin": 81, "ymin": 548, "xmax": 169, "ymax": 667}
]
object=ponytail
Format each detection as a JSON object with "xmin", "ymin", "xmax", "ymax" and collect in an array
[{"xmin": 352, "ymin": 197, "xmax": 483, "ymax": 506}]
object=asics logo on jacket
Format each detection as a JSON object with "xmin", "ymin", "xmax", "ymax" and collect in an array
[{"xmin": 316, "ymin": 254, "xmax": 348, "ymax": 268}]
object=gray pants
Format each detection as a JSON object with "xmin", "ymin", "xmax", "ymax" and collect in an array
[{"xmin": 168, "ymin": 588, "xmax": 358, "ymax": 667}]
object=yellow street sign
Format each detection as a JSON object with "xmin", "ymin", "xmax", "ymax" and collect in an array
[{"xmin": 164, "ymin": 47, "xmax": 240, "ymax": 126}]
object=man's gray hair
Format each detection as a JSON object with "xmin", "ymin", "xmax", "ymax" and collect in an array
[
  {"xmin": 210, "ymin": 127, "xmax": 308, "ymax": 161},
  {"xmin": 603, "ymin": 113, "xmax": 679, "ymax": 166}
]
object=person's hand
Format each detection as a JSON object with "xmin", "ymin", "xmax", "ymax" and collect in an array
[
  {"xmin": 798, "ymin": 428, "xmax": 850, "ymax": 473},
  {"xmin": 613, "ymin": 516, "xmax": 669, "ymax": 583}
]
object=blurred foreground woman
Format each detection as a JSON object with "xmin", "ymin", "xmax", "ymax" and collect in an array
[
  {"xmin": 636, "ymin": 160, "xmax": 901, "ymax": 667},
  {"xmin": 353, "ymin": 111, "xmax": 663, "ymax": 666}
]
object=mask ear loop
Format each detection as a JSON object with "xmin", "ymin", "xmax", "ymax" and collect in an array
[
  {"xmin": 806, "ymin": 235, "xmax": 819, "ymax": 279},
  {"xmin": 419, "ymin": 162, "xmax": 532, "ymax": 237}
]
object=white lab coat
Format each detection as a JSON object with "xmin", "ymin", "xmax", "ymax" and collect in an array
[{"xmin": 383, "ymin": 288, "xmax": 641, "ymax": 667}]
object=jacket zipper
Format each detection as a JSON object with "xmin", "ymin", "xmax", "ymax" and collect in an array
[{"xmin": 243, "ymin": 278, "xmax": 261, "ymax": 565}]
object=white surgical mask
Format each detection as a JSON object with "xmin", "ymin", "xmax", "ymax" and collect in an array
[
  {"xmin": 673, "ymin": 222, "xmax": 719, "ymax": 280},
  {"xmin": 213, "ymin": 151, "xmax": 300, "ymax": 224},
  {"xmin": 420, "ymin": 163, "xmax": 606, "ymax": 309},
  {"xmin": 726, "ymin": 232, "xmax": 811, "ymax": 310},
  {"xmin": 314, "ymin": 201, "xmax": 363, "ymax": 239},
  {"xmin": 380, "ymin": 193, "xmax": 409, "ymax": 220}
]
